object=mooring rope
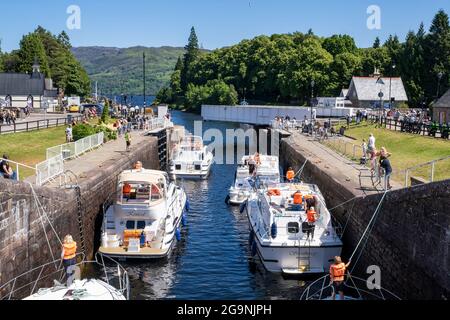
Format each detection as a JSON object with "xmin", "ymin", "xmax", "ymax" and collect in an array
[{"xmin": 348, "ymin": 190, "xmax": 389, "ymax": 264}]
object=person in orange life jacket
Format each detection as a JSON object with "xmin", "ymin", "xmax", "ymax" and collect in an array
[
  {"xmin": 305, "ymin": 206, "xmax": 317, "ymax": 240},
  {"xmin": 123, "ymin": 183, "xmax": 132, "ymax": 199},
  {"xmin": 290, "ymin": 191, "xmax": 303, "ymax": 210},
  {"xmin": 330, "ymin": 256, "xmax": 351, "ymax": 300},
  {"xmin": 61, "ymin": 235, "xmax": 77, "ymax": 276},
  {"xmin": 286, "ymin": 167, "xmax": 295, "ymax": 182}
]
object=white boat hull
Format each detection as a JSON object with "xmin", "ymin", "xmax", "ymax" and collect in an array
[{"xmin": 252, "ymin": 234, "xmax": 342, "ymax": 274}]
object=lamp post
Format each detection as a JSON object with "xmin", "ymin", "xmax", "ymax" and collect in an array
[
  {"xmin": 437, "ymin": 72, "xmax": 444, "ymax": 100},
  {"xmin": 143, "ymin": 52, "xmax": 147, "ymax": 108},
  {"xmin": 389, "ymin": 64, "xmax": 396, "ymax": 109},
  {"xmin": 310, "ymin": 80, "xmax": 315, "ymax": 122}
]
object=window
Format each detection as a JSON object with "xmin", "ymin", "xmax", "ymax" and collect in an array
[
  {"xmin": 195, "ymin": 164, "xmax": 201, "ymax": 171},
  {"xmin": 136, "ymin": 221, "xmax": 146, "ymax": 230},
  {"xmin": 175, "ymin": 165, "xmax": 181, "ymax": 170},
  {"xmin": 287, "ymin": 222, "xmax": 300, "ymax": 234},
  {"xmin": 126, "ymin": 221, "xmax": 135, "ymax": 229}
]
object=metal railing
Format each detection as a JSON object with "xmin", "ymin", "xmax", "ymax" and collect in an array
[
  {"xmin": 0, "ymin": 252, "xmax": 130, "ymax": 300},
  {"xmin": 322, "ymin": 137, "xmax": 450, "ymax": 187},
  {"xmin": 400, "ymin": 155, "xmax": 450, "ymax": 187},
  {"xmin": 46, "ymin": 132, "xmax": 104, "ymax": 161},
  {"xmin": 0, "ymin": 158, "xmax": 36, "ymax": 181},
  {"xmin": 300, "ymin": 273, "xmax": 401, "ymax": 300},
  {"xmin": 0, "ymin": 116, "xmax": 83, "ymax": 134},
  {"xmin": 35, "ymin": 154, "xmax": 64, "ymax": 186}
]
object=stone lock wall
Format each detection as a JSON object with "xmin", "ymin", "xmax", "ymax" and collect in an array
[
  {"xmin": 281, "ymin": 139, "xmax": 450, "ymax": 300},
  {"xmin": 0, "ymin": 135, "xmax": 160, "ymax": 293}
]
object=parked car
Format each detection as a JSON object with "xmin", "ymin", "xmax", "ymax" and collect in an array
[{"xmin": 68, "ymin": 105, "xmax": 81, "ymax": 113}]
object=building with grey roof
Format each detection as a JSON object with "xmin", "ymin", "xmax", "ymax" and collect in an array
[
  {"xmin": 433, "ymin": 89, "xmax": 450, "ymax": 124},
  {"xmin": 346, "ymin": 72, "xmax": 408, "ymax": 109},
  {"xmin": 0, "ymin": 61, "xmax": 59, "ymax": 111}
]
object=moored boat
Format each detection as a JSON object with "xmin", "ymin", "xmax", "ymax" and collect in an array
[
  {"xmin": 0, "ymin": 253, "xmax": 129, "ymax": 300},
  {"xmin": 228, "ymin": 154, "xmax": 280, "ymax": 205},
  {"xmin": 169, "ymin": 134, "xmax": 213, "ymax": 180},
  {"xmin": 245, "ymin": 182, "xmax": 343, "ymax": 275},
  {"xmin": 99, "ymin": 169, "xmax": 188, "ymax": 259}
]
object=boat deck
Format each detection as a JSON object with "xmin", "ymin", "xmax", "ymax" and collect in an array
[{"xmin": 99, "ymin": 246, "xmax": 166, "ymax": 258}]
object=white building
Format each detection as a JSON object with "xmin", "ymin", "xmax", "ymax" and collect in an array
[{"xmin": 0, "ymin": 61, "xmax": 59, "ymax": 111}]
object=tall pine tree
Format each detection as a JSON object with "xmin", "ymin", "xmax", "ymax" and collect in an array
[
  {"xmin": 424, "ymin": 10, "xmax": 450, "ymax": 100},
  {"xmin": 180, "ymin": 27, "xmax": 200, "ymax": 91},
  {"xmin": 17, "ymin": 33, "xmax": 51, "ymax": 77}
]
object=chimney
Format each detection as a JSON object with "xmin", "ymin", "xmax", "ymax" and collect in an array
[{"xmin": 45, "ymin": 78, "xmax": 53, "ymax": 90}]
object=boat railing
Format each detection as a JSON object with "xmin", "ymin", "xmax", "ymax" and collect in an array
[
  {"xmin": 0, "ymin": 252, "xmax": 130, "ymax": 300},
  {"xmin": 300, "ymin": 273, "xmax": 401, "ymax": 301}
]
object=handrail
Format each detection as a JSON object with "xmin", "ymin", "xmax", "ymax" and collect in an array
[
  {"xmin": 0, "ymin": 158, "xmax": 37, "ymax": 181},
  {"xmin": 300, "ymin": 273, "xmax": 401, "ymax": 300},
  {"xmin": 0, "ymin": 116, "xmax": 83, "ymax": 134},
  {"xmin": 0, "ymin": 252, "xmax": 129, "ymax": 300}
]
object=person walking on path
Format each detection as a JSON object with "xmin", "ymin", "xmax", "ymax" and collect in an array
[
  {"xmin": 330, "ymin": 256, "xmax": 351, "ymax": 300},
  {"xmin": 125, "ymin": 130, "xmax": 131, "ymax": 152},
  {"xmin": 379, "ymin": 147, "xmax": 393, "ymax": 190}
]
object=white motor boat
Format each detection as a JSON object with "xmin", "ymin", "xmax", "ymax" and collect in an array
[
  {"xmin": 169, "ymin": 135, "xmax": 213, "ymax": 180},
  {"xmin": 0, "ymin": 253, "xmax": 129, "ymax": 300},
  {"xmin": 228, "ymin": 155, "xmax": 280, "ymax": 205},
  {"xmin": 245, "ymin": 182, "xmax": 343, "ymax": 275},
  {"xmin": 99, "ymin": 169, "xmax": 188, "ymax": 259}
]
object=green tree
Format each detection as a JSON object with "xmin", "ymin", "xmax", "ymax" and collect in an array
[
  {"xmin": 424, "ymin": 10, "xmax": 450, "ymax": 100},
  {"xmin": 373, "ymin": 37, "xmax": 381, "ymax": 48},
  {"xmin": 17, "ymin": 33, "xmax": 51, "ymax": 77},
  {"xmin": 181, "ymin": 27, "xmax": 200, "ymax": 91},
  {"xmin": 322, "ymin": 34, "xmax": 358, "ymax": 56},
  {"xmin": 101, "ymin": 99, "xmax": 110, "ymax": 123}
]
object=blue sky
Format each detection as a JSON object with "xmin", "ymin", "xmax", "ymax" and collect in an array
[{"xmin": 1, "ymin": 0, "xmax": 449, "ymax": 52}]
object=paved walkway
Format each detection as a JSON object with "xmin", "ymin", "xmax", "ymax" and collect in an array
[
  {"xmin": 25, "ymin": 130, "xmax": 152, "ymax": 187},
  {"xmin": 285, "ymin": 131, "xmax": 402, "ymax": 197}
]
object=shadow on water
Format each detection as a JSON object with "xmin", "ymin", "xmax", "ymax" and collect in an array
[{"xmin": 93, "ymin": 110, "xmax": 312, "ymax": 300}]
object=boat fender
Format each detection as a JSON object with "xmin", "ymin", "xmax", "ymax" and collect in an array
[
  {"xmin": 251, "ymin": 240, "xmax": 257, "ymax": 257},
  {"xmin": 182, "ymin": 212, "xmax": 187, "ymax": 227},
  {"xmin": 239, "ymin": 200, "xmax": 248, "ymax": 214},
  {"xmin": 224, "ymin": 195, "xmax": 230, "ymax": 205},
  {"xmin": 249, "ymin": 230, "xmax": 255, "ymax": 244},
  {"xmin": 175, "ymin": 228, "xmax": 182, "ymax": 241},
  {"xmin": 271, "ymin": 223, "xmax": 277, "ymax": 239}
]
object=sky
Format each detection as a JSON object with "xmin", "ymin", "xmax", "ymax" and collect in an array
[{"xmin": 1, "ymin": 0, "xmax": 450, "ymax": 52}]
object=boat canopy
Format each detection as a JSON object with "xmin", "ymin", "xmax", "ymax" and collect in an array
[{"xmin": 119, "ymin": 170, "xmax": 168, "ymax": 186}]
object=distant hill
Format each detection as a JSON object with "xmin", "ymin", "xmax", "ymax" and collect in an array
[{"xmin": 72, "ymin": 46, "xmax": 187, "ymax": 96}]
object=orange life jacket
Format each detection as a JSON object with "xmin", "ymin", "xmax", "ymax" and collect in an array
[
  {"xmin": 286, "ymin": 170, "xmax": 295, "ymax": 181},
  {"xmin": 123, "ymin": 184, "xmax": 131, "ymax": 194},
  {"xmin": 330, "ymin": 263, "xmax": 346, "ymax": 281},
  {"xmin": 293, "ymin": 193, "xmax": 303, "ymax": 205},
  {"xmin": 63, "ymin": 242, "xmax": 77, "ymax": 260},
  {"xmin": 307, "ymin": 209, "xmax": 317, "ymax": 223},
  {"xmin": 268, "ymin": 189, "xmax": 281, "ymax": 196}
]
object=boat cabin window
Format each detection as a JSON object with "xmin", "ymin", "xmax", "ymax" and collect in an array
[
  {"xmin": 125, "ymin": 220, "xmax": 146, "ymax": 230},
  {"xmin": 287, "ymin": 222, "xmax": 300, "ymax": 234},
  {"xmin": 136, "ymin": 221, "xmax": 146, "ymax": 229},
  {"xmin": 195, "ymin": 164, "xmax": 201, "ymax": 171},
  {"xmin": 175, "ymin": 165, "xmax": 181, "ymax": 170},
  {"xmin": 120, "ymin": 182, "xmax": 164, "ymax": 204}
]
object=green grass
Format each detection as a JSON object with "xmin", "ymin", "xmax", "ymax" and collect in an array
[
  {"xmin": 329, "ymin": 123, "xmax": 450, "ymax": 183},
  {"xmin": 0, "ymin": 127, "xmax": 67, "ymax": 179}
]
